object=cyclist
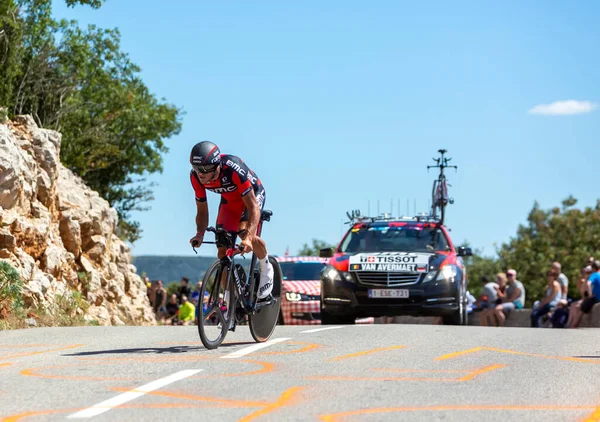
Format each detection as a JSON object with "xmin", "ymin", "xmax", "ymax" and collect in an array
[{"xmin": 188, "ymin": 141, "xmax": 274, "ymax": 301}]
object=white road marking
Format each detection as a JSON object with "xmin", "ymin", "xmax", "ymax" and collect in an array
[
  {"xmin": 221, "ymin": 337, "xmax": 291, "ymax": 358},
  {"xmin": 66, "ymin": 369, "xmax": 202, "ymax": 419},
  {"xmin": 300, "ymin": 326, "xmax": 345, "ymax": 333}
]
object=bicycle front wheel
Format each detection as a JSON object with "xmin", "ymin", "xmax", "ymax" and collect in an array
[
  {"xmin": 248, "ymin": 255, "xmax": 282, "ymax": 343},
  {"xmin": 197, "ymin": 260, "xmax": 230, "ymax": 350}
]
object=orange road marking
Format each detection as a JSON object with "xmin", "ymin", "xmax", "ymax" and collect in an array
[
  {"xmin": 309, "ymin": 364, "xmax": 504, "ymax": 382},
  {"xmin": 20, "ymin": 358, "xmax": 273, "ymax": 381},
  {"xmin": 20, "ymin": 364, "xmax": 133, "ymax": 381},
  {"xmin": 308, "ymin": 375, "xmax": 456, "ymax": 382},
  {"xmin": 0, "ymin": 344, "xmax": 84, "ymax": 361},
  {"xmin": 213, "ymin": 359, "xmax": 274, "ymax": 378},
  {"xmin": 111, "ymin": 388, "xmax": 270, "ymax": 407},
  {"xmin": 0, "ymin": 344, "xmax": 56, "ymax": 348},
  {"xmin": 257, "ymin": 342, "xmax": 321, "ymax": 355},
  {"xmin": 238, "ymin": 387, "xmax": 305, "ymax": 422},
  {"xmin": 583, "ymin": 406, "xmax": 600, "ymax": 422},
  {"xmin": 1, "ymin": 404, "xmax": 219, "ymax": 421},
  {"xmin": 457, "ymin": 364, "xmax": 506, "ymax": 381},
  {"xmin": 319, "ymin": 405, "xmax": 598, "ymax": 422},
  {"xmin": 1, "ymin": 409, "xmax": 83, "ymax": 422},
  {"xmin": 0, "ymin": 388, "xmax": 304, "ymax": 421},
  {"xmin": 328, "ymin": 346, "xmax": 406, "ymax": 361},
  {"xmin": 435, "ymin": 347, "xmax": 483, "ymax": 360},
  {"xmin": 436, "ymin": 347, "xmax": 600, "ymax": 364},
  {"xmin": 372, "ymin": 368, "xmax": 468, "ymax": 373},
  {"xmin": 0, "ymin": 363, "xmax": 12, "ymax": 368}
]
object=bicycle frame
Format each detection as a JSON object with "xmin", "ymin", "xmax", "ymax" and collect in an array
[
  {"xmin": 427, "ymin": 149, "xmax": 457, "ymax": 224},
  {"xmin": 204, "ymin": 218, "xmax": 271, "ymax": 317}
]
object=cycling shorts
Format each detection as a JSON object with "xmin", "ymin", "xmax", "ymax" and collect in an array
[{"xmin": 216, "ymin": 185, "xmax": 266, "ymax": 233}]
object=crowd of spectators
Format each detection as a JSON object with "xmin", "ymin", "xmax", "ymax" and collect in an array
[
  {"xmin": 145, "ymin": 276, "xmax": 208, "ymax": 326},
  {"xmin": 472, "ymin": 258, "xmax": 600, "ymax": 328}
]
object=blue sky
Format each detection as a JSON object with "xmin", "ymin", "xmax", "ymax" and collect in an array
[{"xmin": 52, "ymin": 0, "xmax": 600, "ymax": 259}]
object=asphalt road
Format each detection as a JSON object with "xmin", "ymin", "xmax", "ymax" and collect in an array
[{"xmin": 0, "ymin": 324, "xmax": 599, "ymax": 422}]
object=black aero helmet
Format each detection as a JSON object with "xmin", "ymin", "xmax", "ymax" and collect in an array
[{"xmin": 190, "ymin": 141, "xmax": 221, "ymax": 173}]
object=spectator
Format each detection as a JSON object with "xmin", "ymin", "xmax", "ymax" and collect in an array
[
  {"xmin": 581, "ymin": 260, "xmax": 600, "ymax": 314},
  {"xmin": 177, "ymin": 295, "xmax": 196, "ymax": 326},
  {"xmin": 153, "ymin": 280, "xmax": 167, "ymax": 319},
  {"xmin": 493, "ymin": 269, "xmax": 526, "ymax": 326},
  {"xmin": 551, "ymin": 261, "xmax": 569, "ymax": 300},
  {"xmin": 567, "ymin": 266, "xmax": 593, "ymax": 328},
  {"xmin": 177, "ymin": 277, "xmax": 192, "ymax": 303},
  {"xmin": 190, "ymin": 281, "xmax": 202, "ymax": 307},
  {"xmin": 144, "ymin": 276, "xmax": 151, "ymax": 302},
  {"xmin": 530, "ymin": 270, "xmax": 562, "ymax": 328},
  {"xmin": 477, "ymin": 275, "xmax": 500, "ymax": 326},
  {"xmin": 164, "ymin": 294, "xmax": 180, "ymax": 325},
  {"xmin": 191, "ymin": 281, "xmax": 202, "ymax": 325}
]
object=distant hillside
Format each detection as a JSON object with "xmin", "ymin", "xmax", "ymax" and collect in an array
[{"xmin": 132, "ymin": 255, "xmax": 218, "ymax": 283}]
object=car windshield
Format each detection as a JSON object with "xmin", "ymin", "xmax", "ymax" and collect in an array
[
  {"xmin": 338, "ymin": 225, "xmax": 450, "ymax": 253},
  {"xmin": 279, "ymin": 262, "xmax": 326, "ymax": 281}
]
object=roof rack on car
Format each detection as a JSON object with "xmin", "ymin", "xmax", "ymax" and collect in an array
[{"xmin": 345, "ymin": 209, "xmax": 442, "ymax": 226}]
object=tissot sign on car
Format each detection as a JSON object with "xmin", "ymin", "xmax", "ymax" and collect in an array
[{"xmin": 348, "ymin": 252, "xmax": 429, "ymax": 272}]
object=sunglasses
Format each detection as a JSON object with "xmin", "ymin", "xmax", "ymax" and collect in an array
[{"xmin": 193, "ymin": 163, "xmax": 219, "ymax": 174}]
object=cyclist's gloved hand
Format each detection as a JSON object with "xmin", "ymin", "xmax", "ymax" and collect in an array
[{"xmin": 190, "ymin": 232, "xmax": 204, "ymax": 248}]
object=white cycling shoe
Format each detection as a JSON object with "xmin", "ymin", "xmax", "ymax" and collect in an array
[{"xmin": 258, "ymin": 262, "xmax": 274, "ymax": 299}]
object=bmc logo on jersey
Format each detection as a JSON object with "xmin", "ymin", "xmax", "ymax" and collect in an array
[{"xmin": 209, "ymin": 185, "xmax": 237, "ymax": 194}]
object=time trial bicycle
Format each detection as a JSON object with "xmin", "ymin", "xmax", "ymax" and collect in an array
[
  {"xmin": 427, "ymin": 149, "xmax": 457, "ymax": 225},
  {"xmin": 192, "ymin": 210, "xmax": 282, "ymax": 350}
]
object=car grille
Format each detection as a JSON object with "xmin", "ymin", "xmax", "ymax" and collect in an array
[{"xmin": 354, "ymin": 272, "xmax": 422, "ymax": 287}]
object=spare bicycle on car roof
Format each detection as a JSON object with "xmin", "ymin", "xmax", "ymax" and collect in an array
[{"xmin": 427, "ymin": 149, "xmax": 457, "ymax": 226}]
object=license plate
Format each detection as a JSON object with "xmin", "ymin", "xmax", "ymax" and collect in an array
[{"xmin": 368, "ymin": 289, "xmax": 409, "ymax": 298}]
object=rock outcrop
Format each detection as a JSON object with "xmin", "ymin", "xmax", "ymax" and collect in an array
[{"xmin": 0, "ymin": 115, "xmax": 156, "ymax": 326}]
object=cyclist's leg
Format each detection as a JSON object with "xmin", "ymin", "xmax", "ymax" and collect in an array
[
  {"xmin": 239, "ymin": 187, "xmax": 272, "ymax": 299},
  {"xmin": 239, "ymin": 187, "xmax": 267, "ymax": 257},
  {"xmin": 216, "ymin": 198, "xmax": 245, "ymax": 316}
]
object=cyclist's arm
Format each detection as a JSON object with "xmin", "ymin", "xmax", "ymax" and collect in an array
[
  {"xmin": 190, "ymin": 170, "xmax": 208, "ymax": 236},
  {"xmin": 195, "ymin": 200, "xmax": 208, "ymax": 236}
]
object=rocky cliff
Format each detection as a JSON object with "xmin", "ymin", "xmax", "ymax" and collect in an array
[{"xmin": 0, "ymin": 115, "xmax": 156, "ymax": 326}]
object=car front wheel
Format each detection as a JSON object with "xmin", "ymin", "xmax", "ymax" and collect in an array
[{"xmin": 320, "ymin": 305, "xmax": 356, "ymax": 325}]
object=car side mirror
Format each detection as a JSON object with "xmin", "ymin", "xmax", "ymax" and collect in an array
[
  {"xmin": 319, "ymin": 247, "xmax": 334, "ymax": 258},
  {"xmin": 457, "ymin": 246, "xmax": 473, "ymax": 257}
]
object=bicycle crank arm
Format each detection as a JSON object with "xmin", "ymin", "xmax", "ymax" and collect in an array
[{"xmin": 252, "ymin": 297, "xmax": 278, "ymax": 313}]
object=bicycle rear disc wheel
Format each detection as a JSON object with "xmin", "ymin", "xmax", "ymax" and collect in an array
[
  {"xmin": 431, "ymin": 180, "xmax": 439, "ymax": 218},
  {"xmin": 248, "ymin": 255, "xmax": 282, "ymax": 343},
  {"xmin": 198, "ymin": 261, "xmax": 230, "ymax": 350}
]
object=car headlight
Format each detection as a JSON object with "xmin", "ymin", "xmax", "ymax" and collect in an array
[
  {"xmin": 321, "ymin": 266, "xmax": 354, "ymax": 283},
  {"xmin": 285, "ymin": 292, "xmax": 319, "ymax": 302},
  {"xmin": 437, "ymin": 264, "xmax": 458, "ymax": 282},
  {"xmin": 285, "ymin": 292, "xmax": 303, "ymax": 302},
  {"xmin": 422, "ymin": 264, "xmax": 458, "ymax": 283}
]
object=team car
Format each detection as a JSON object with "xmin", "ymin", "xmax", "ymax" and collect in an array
[{"xmin": 319, "ymin": 213, "xmax": 472, "ymax": 325}]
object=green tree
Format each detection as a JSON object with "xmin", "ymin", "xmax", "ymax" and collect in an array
[
  {"xmin": 460, "ymin": 240, "xmax": 503, "ymax": 301},
  {"xmin": 0, "ymin": 261, "xmax": 24, "ymax": 317},
  {"xmin": 495, "ymin": 196, "xmax": 600, "ymax": 304},
  {"xmin": 1, "ymin": 0, "xmax": 183, "ymax": 243},
  {"xmin": 462, "ymin": 196, "xmax": 600, "ymax": 307},
  {"xmin": 298, "ymin": 239, "xmax": 333, "ymax": 256}
]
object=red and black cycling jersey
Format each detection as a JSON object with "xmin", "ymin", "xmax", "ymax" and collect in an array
[{"xmin": 190, "ymin": 154, "xmax": 263, "ymax": 203}]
